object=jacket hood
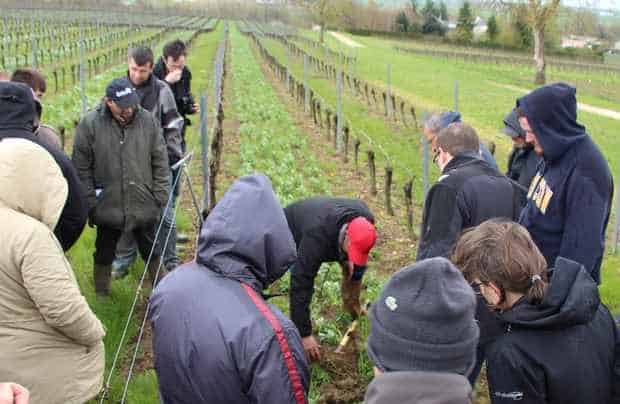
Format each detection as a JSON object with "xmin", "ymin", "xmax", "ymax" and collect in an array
[
  {"xmin": 501, "ymin": 257, "xmax": 599, "ymax": 330},
  {"xmin": 197, "ymin": 174, "xmax": 297, "ymax": 290},
  {"xmin": 0, "ymin": 81, "xmax": 37, "ymax": 133},
  {"xmin": 516, "ymin": 83, "xmax": 586, "ymax": 161},
  {"xmin": 0, "ymin": 138, "xmax": 67, "ymax": 230}
]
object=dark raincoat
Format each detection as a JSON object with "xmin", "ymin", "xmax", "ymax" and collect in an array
[{"xmin": 149, "ymin": 174, "xmax": 310, "ymax": 404}]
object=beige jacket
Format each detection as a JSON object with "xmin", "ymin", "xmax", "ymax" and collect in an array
[{"xmin": 0, "ymin": 138, "xmax": 105, "ymax": 404}]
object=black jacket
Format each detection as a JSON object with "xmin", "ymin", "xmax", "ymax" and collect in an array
[
  {"xmin": 284, "ymin": 197, "xmax": 374, "ymax": 337},
  {"xmin": 486, "ymin": 258, "xmax": 620, "ymax": 404},
  {"xmin": 506, "ymin": 144, "xmax": 540, "ymax": 190},
  {"xmin": 153, "ymin": 57, "xmax": 194, "ymax": 117},
  {"xmin": 417, "ymin": 153, "xmax": 525, "ymax": 261},
  {"xmin": 517, "ymin": 83, "xmax": 613, "ymax": 283},
  {"xmin": 0, "ymin": 82, "xmax": 88, "ymax": 251}
]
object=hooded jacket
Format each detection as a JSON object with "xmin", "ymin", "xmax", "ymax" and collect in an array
[
  {"xmin": 364, "ymin": 371, "xmax": 472, "ymax": 404},
  {"xmin": 0, "ymin": 81, "xmax": 88, "ymax": 251},
  {"xmin": 517, "ymin": 83, "xmax": 613, "ymax": 283},
  {"xmin": 72, "ymin": 102, "xmax": 170, "ymax": 231},
  {"xmin": 149, "ymin": 174, "xmax": 310, "ymax": 404},
  {"xmin": 0, "ymin": 138, "xmax": 105, "ymax": 404},
  {"xmin": 485, "ymin": 258, "xmax": 620, "ymax": 404},
  {"xmin": 131, "ymin": 73, "xmax": 184, "ymax": 166},
  {"xmin": 417, "ymin": 153, "xmax": 525, "ymax": 261},
  {"xmin": 284, "ymin": 197, "xmax": 375, "ymax": 337}
]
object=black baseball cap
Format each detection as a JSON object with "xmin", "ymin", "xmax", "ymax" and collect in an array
[{"xmin": 106, "ymin": 78, "xmax": 139, "ymax": 109}]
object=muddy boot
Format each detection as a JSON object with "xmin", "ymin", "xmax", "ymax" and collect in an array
[
  {"xmin": 94, "ymin": 264, "xmax": 111, "ymax": 296},
  {"xmin": 147, "ymin": 257, "xmax": 168, "ymax": 287}
]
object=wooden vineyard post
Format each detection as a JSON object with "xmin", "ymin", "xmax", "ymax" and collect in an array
[
  {"xmin": 391, "ymin": 95, "xmax": 397, "ymax": 121},
  {"xmin": 333, "ymin": 114, "xmax": 338, "ymax": 149},
  {"xmin": 317, "ymin": 102, "xmax": 323, "ymax": 128},
  {"xmin": 326, "ymin": 110, "xmax": 332, "ymax": 140},
  {"xmin": 410, "ymin": 107, "xmax": 418, "ymax": 128},
  {"xmin": 343, "ymin": 126, "xmax": 350, "ymax": 163},
  {"xmin": 364, "ymin": 84, "xmax": 370, "ymax": 105},
  {"xmin": 404, "ymin": 179, "xmax": 414, "ymax": 239},
  {"xmin": 382, "ymin": 92, "xmax": 388, "ymax": 116},
  {"xmin": 59, "ymin": 126, "xmax": 66, "ymax": 151},
  {"xmin": 354, "ymin": 139, "xmax": 361, "ymax": 173},
  {"xmin": 53, "ymin": 71, "xmax": 58, "ymax": 94},
  {"xmin": 385, "ymin": 166, "xmax": 394, "ymax": 215},
  {"xmin": 367, "ymin": 150, "xmax": 377, "ymax": 196},
  {"xmin": 400, "ymin": 100, "xmax": 407, "ymax": 126},
  {"xmin": 371, "ymin": 89, "xmax": 377, "ymax": 107}
]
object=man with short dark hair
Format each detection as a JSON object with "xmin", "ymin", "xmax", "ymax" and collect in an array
[
  {"xmin": 153, "ymin": 39, "xmax": 198, "ymax": 265},
  {"xmin": 417, "ymin": 121, "xmax": 525, "ymax": 260},
  {"xmin": 113, "ymin": 46, "xmax": 185, "ymax": 277},
  {"xmin": 418, "ymin": 121, "xmax": 526, "ymax": 387},
  {"xmin": 517, "ymin": 83, "xmax": 613, "ymax": 284},
  {"xmin": 73, "ymin": 78, "xmax": 170, "ymax": 296}
]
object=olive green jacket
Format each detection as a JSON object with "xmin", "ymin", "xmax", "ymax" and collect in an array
[{"xmin": 72, "ymin": 102, "xmax": 170, "ymax": 230}]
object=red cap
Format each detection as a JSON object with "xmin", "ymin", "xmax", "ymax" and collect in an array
[{"xmin": 347, "ymin": 217, "xmax": 377, "ymax": 266}]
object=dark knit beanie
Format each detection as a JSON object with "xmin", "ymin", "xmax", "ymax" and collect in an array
[{"xmin": 366, "ymin": 257, "xmax": 479, "ymax": 375}]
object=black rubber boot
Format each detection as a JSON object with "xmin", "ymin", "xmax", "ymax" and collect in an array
[{"xmin": 94, "ymin": 264, "xmax": 111, "ymax": 296}]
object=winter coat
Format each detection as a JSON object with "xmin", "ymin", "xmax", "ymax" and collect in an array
[
  {"xmin": 284, "ymin": 197, "xmax": 375, "ymax": 337},
  {"xmin": 517, "ymin": 83, "xmax": 613, "ymax": 284},
  {"xmin": 364, "ymin": 371, "xmax": 472, "ymax": 404},
  {"xmin": 506, "ymin": 144, "xmax": 540, "ymax": 190},
  {"xmin": 417, "ymin": 153, "xmax": 526, "ymax": 261},
  {"xmin": 0, "ymin": 81, "xmax": 88, "ymax": 252},
  {"xmin": 0, "ymin": 138, "xmax": 105, "ymax": 404},
  {"xmin": 485, "ymin": 257, "xmax": 620, "ymax": 404},
  {"xmin": 72, "ymin": 102, "xmax": 170, "ymax": 231},
  {"xmin": 153, "ymin": 57, "xmax": 195, "ymax": 117},
  {"xmin": 132, "ymin": 73, "xmax": 184, "ymax": 166},
  {"xmin": 149, "ymin": 174, "xmax": 310, "ymax": 404}
]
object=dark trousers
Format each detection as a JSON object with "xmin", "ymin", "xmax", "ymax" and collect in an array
[{"xmin": 95, "ymin": 225, "xmax": 160, "ymax": 266}]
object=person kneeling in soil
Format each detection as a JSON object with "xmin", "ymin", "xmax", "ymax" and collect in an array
[
  {"xmin": 285, "ymin": 197, "xmax": 377, "ymax": 362},
  {"xmin": 72, "ymin": 78, "xmax": 170, "ymax": 296},
  {"xmin": 452, "ymin": 219, "xmax": 620, "ymax": 404},
  {"xmin": 0, "ymin": 139, "xmax": 105, "ymax": 404},
  {"xmin": 149, "ymin": 174, "xmax": 310, "ymax": 404},
  {"xmin": 364, "ymin": 257, "xmax": 479, "ymax": 404}
]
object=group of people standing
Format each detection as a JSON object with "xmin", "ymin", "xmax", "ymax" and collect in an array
[
  {"xmin": 0, "ymin": 36, "xmax": 617, "ymax": 404},
  {"xmin": 0, "ymin": 39, "xmax": 197, "ymax": 403}
]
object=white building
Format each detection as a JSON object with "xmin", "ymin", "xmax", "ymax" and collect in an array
[{"xmin": 561, "ymin": 35, "xmax": 601, "ymax": 49}]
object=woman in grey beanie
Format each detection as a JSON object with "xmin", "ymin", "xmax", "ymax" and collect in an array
[{"xmin": 364, "ymin": 257, "xmax": 479, "ymax": 404}]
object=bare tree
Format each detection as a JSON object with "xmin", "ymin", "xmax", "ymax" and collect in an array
[
  {"xmin": 488, "ymin": 0, "xmax": 562, "ymax": 84},
  {"xmin": 304, "ymin": 0, "xmax": 353, "ymax": 43}
]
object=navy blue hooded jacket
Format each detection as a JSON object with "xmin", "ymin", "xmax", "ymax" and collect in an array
[
  {"xmin": 485, "ymin": 258, "xmax": 620, "ymax": 404},
  {"xmin": 149, "ymin": 174, "xmax": 310, "ymax": 404},
  {"xmin": 517, "ymin": 83, "xmax": 613, "ymax": 283}
]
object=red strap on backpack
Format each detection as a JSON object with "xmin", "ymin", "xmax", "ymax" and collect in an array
[{"xmin": 241, "ymin": 283, "xmax": 307, "ymax": 404}]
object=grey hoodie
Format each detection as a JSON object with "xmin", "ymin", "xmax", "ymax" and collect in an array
[{"xmin": 364, "ymin": 371, "xmax": 472, "ymax": 404}]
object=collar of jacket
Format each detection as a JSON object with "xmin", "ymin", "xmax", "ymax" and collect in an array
[{"xmin": 442, "ymin": 152, "xmax": 481, "ymax": 174}]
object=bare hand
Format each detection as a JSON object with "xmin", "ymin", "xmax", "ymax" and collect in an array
[
  {"xmin": 165, "ymin": 69, "xmax": 183, "ymax": 84},
  {"xmin": 192, "ymin": 103, "xmax": 199, "ymax": 114},
  {"xmin": 302, "ymin": 335, "xmax": 321, "ymax": 362},
  {"xmin": 0, "ymin": 383, "xmax": 30, "ymax": 404}
]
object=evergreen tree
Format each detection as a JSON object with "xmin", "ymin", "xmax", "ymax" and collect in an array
[
  {"xmin": 439, "ymin": 1, "xmax": 448, "ymax": 21},
  {"xmin": 396, "ymin": 10, "xmax": 410, "ymax": 32},
  {"xmin": 455, "ymin": 1, "xmax": 474, "ymax": 44},
  {"xmin": 487, "ymin": 14, "xmax": 499, "ymax": 42}
]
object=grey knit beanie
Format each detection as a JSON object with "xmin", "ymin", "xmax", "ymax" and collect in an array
[{"xmin": 366, "ymin": 257, "xmax": 479, "ymax": 375}]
